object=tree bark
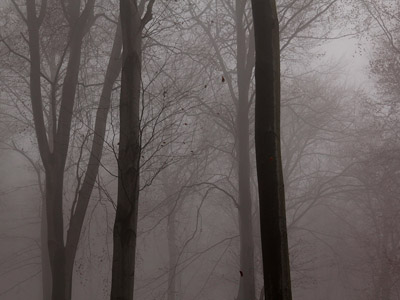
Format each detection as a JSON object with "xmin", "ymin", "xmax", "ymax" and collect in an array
[
  {"xmin": 41, "ymin": 194, "xmax": 52, "ymax": 300},
  {"xmin": 110, "ymin": 1, "xmax": 143, "ymax": 299},
  {"xmin": 236, "ymin": 79, "xmax": 256, "ymax": 300},
  {"xmin": 235, "ymin": 1, "xmax": 256, "ymax": 299},
  {"xmin": 251, "ymin": 0, "xmax": 292, "ymax": 299},
  {"xmin": 45, "ymin": 165, "xmax": 67, "ymax": 300}
]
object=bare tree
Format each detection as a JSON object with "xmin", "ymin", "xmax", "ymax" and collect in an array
[
  {"xmin": 251, "ymin": 0, "xmax": 292, "ymax": 299},
  {"xmin": 110, "ymin": 0, "xmax": 154, "ymax": 299},
  {"xmin": 1, "ymin": 0, "xmax": 123, "ymax": 298},
  {"xmin": 186, "ymin": 0, "xmax": 339, "ymax": 298}
]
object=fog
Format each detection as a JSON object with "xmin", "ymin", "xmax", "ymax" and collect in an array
[{"xmin": 0, "ymin": 0, "xmax": 399, "ymax": 299}]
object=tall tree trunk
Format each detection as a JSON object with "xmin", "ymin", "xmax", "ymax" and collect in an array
[
  {"xmin": 45, "ymin": 165, "xmax": 67, "ymax": 300},
  {"xmin": 236, "ymin": 84, "xmax": 255, "ymax": 300},
  {"xmin": 64, "ymin": 21, "xmax": 122, "ymax": 300},
  {"xmin": 110, "ymin": 1, "xmax": 142, "ymax": 299},
  {"xmin": 190, "ymin": 4, "xmax": 256, "ymax": 298},
  {"xmin": 235, "ymin": 0, "xmax": 256, "ymax": 299},
  {"xmin": 167, "ymin": 204, "xmax": 181, "ymax": 300},
  {"xmin": 251, "ymin": 0, "xmax": 292, "ymax": 299},
  {"xmin": 376, "ymin": 214, "xmax": 392, "ymax": 300}
]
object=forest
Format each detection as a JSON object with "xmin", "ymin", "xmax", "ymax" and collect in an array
[{"xmin": 0, "ymin": 0, "xmax": 399, "ymax": 299}]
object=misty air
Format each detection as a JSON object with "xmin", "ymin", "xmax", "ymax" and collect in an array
[{"xmin": 0, "ymin": 0, "xmax": 396, "ymax": 299}]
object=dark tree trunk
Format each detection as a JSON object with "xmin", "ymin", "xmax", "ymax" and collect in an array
[
  {"xmin": 45, "ymin": 164, "xmax": 66, "ymax": 300},
  {"xmin": 110, "ymin": 1, "xmax": 142, "ymax": 299},
  {"xmin": 251, "ymin": 0, "xmax": 292, "ymax": 299},
  {"xmin": 41, "ymin": 197, "xmax": 52, "ymax": 300}
]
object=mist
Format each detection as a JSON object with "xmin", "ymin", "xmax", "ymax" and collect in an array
[{"xmin": 0, "ymin": 0, "xmax": 398, "ymax": 299}]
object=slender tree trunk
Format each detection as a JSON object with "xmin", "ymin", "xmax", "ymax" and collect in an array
[
  {"xmin": 235, "ymin": 0, "xmax": 256, "ymax": 299},
  {"xmin": 167, "ymin": 204, "xmax": 181, "ymax": 300},
  {"xmin": 64, "ymin": 21, "xmax": 122, "ymax": 300},
  {"xmin": 52, "ymin": 31, "xmax": 84, "ymax": 300},
  {"xmin": 110, "ymin": 1, "xmax": 142, "ymax": 299},
  {"xmin": 191, "ymin": 4, "xmax": 256, "ymax": 298},
  {"xmin": 236, "ymin": 87, "xmax": 255, "ymax": 300},
  {"xmin": 377, "ymin": 216, "xmax": 391, "ymax": 300},
  {"xmin": 251, "ymin": 0, "xmax": 292, "ymax": 299}
]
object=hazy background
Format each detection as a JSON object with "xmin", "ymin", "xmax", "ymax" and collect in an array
[{"xmin": 1, "ymin": 0, "xmax": 400, "ymax": 299}]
